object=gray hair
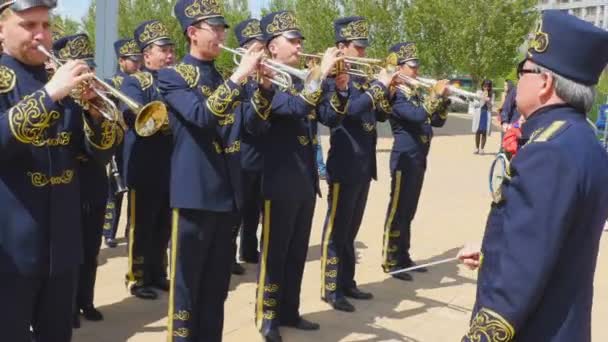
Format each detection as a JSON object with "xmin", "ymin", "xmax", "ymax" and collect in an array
[{"xmin": 535, "ymin": 65, "xmax": 596, "ymax": 113}]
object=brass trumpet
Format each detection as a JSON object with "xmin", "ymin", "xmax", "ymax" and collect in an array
[
  {"xmin": 398, "ymin": 75, "xmax": 482, "ymax": 102},
  {"xmin": 37, "ymin": 45, "xmax": 168, "ymax": 137},
  {"xmin": 299, "ymin": 53, "xmax": 379, "ymax": 78},
  {"xmin": 220, "ymin": 45, "xmax": 319, "ymax": 89}
]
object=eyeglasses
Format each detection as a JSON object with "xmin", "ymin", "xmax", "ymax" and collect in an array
[
  {"xmin": 195, "ymin": 24, "xmax": 226, "ymax": 34},
  {"xmin": 517, "ymin": 62, "xmax": 542, "ymax": 80}
]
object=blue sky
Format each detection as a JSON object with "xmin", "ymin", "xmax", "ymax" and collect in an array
[{"xmin": 54, "ymin": 0, "xmax": 267, "ymax": 22}]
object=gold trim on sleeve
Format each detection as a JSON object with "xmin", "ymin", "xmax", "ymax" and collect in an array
[{"xmin": 463, "ymin": 307, "xmax": 515, "ymax": 342}]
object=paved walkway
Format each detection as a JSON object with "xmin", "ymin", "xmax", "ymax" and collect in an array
[{"xmin": 73, "ymin": 114, "xmax": 608, "ymax": 341}]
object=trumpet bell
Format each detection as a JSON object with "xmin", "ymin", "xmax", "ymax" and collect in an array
[{"xmin": 134, "ymin": 101, "xmax": 169, "ymax": 137}]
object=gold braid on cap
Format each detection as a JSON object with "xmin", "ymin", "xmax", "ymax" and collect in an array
[
  {"xmin": 340, "ymin": 20, "xmax": 369, "ymax": 40},
  {"xmin": 185, "ymin": 0, "xmax": 223, "ymax": 19},
  {"xmin": 266, "ymin": 12, "xmax": 299, "ymax": 35}
]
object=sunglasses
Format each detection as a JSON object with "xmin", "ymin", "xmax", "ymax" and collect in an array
[{"xmin": 517, "ymin": 61, "xmax": 542, "ymax": 80}]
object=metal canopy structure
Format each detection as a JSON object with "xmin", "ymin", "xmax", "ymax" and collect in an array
[{"xmin": 95, "ymin": 0, "xmax": 118, "ymax": 80}]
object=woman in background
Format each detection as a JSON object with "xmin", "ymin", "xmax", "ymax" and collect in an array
[{"xmin": 470, "ymin": 79, "xmax": 494, "ymax": 154}]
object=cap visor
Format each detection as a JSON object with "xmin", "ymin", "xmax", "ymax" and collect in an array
[
  {"xmin": 405, "ymin": 59, "xmax": 420, "ymax": 68},
  {"xmin": 351, "ymin": 39, "xmax": 369, "ymax": 48},
  {"xmin": 206, "ymin": 17, "xmax": 230, "ymax": 28},
  {"xmin": 152, "ymin": 38, "xmax": 174, "ymax": 47},
  {"xmin": 282, "ymin": 30, "xmax": 304, "ymax": 40},
  {"xmin": 11, "ymin": 0, "xmax": 57, "ymax": 11},
  {"xmin": 126, "ymin": 55, "xmax": 143, "ymax": 62}
]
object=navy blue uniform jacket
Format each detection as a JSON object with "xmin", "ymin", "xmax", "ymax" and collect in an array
[
  {"xmin": 463, "ymin": 104, "xmax": 608, "ymax": 341},
  {"xmin": 0, "ymin": 55, "xmax": 120, "ymax": 276}
]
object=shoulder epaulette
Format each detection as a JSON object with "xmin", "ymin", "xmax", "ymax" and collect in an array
[
  {"xmin": 112, "ymin": 75, "xmax": 124, "ymax": 89},
  {"xmin": 0, "ymin": 65, "xmax": 16, "ymax": 94},
  {"xmin": 531, "ymin": 120, "xmax": 569, "ymax": 143},
  {"xmin": 131, "ymin": 71, "xmax": 153, "ymax": 91},
  {"xmin": 173, "ymin": 63, "xmax": 200, "ymax": 88}
]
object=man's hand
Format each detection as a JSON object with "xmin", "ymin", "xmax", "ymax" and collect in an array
[
  {"xmin": 376, "ymin": 68, "xmax": 397, "ymax": 88},
  {"xmin": 258, "ymin": 64, "xmax": 275, "ymax": 90},
  {"xmin": 319, "ymin": 47, "xmax": 344, "ymax": 80},
  {"xmin": 45, "ymin": 60, "xmax": 94, "ymax": 102},
  {"xmin": 432, "ymin": 79, "xmax": 450, "ymax": 97},
  {"xmin": 335, "ymin": 73, "xmax": 349, "ymax": 92},
  {"xmin": 231, "ymin": 43, "xmax": 265, "ymax": 84},
  {"xmin": 458, "ymin": 243, "xmax": 482, "ymax": 270}
]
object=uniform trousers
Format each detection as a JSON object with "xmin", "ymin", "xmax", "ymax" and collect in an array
[
  {"xmin": 320, "ymin": 181, "xmax": 370, "ymax": 301},
  {"xmin": 0, "ymin": 270, "xmax": 76, "ymax": 342},
  {"xmin": 255, "ymin": 197, "xmax": 316, "ymax": 334},
  {"xmin": 126, "ymin": 188, "xmax": 171, "ymax": 288},
  {"xmin": 76, "ymin": 202, "xmax": 106, "ymax": 309},
  {"xmin": 382, "ymin": 154, "xmax": 427, "ymax": 272},
  {"xmin": 239, "ymin": 170, "xmax": 262, "ymax": 261},
  {"xmin": 167, "ymin": 208, "xmax": 239, "ymax": 342}
]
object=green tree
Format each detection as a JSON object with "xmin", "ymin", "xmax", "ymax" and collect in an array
[
  {"xmin": 340, "ymin": 0, "xmax": 408, "ymax": 59},
  {"xmin": 52, "ymin": 15, "xmax": 81, "ymax": 36},
  {"xmin": 81, "ymin": 0, "xmax": 250, "ymax": 72},
  {"xmin": 405, "ymin": 0, "xmax": 537, "ymax": 86}
]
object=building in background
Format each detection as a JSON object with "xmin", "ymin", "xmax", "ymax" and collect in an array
[{"xmin": 538, "ymin": 0, "xmax": 608, "ymax": 29}]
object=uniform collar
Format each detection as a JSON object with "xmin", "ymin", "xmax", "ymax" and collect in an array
[
  {"xmin": 142, "ymin": 65, "xmax": 159, "ymax": 77},
  {"xmin": 182, "ymin": 54, "xmax": 215, "ymax": 68},
  {"xmin": 521, "ymin": 103, "xmax": 581, "ymax": 139}
]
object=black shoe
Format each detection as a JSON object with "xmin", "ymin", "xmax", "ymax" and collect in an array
[
  {"xmin": 262, "ymin": 328, "xmax": 283, "ymax": 342},
  {"xmin": 130, "ymin": 285, "xmax": 158, "ymax": 299},
  {"xmin": 281, "ymin": 317, "xmax": 320, "ymax": 330},
  {"xmin": 81, "ymin": 306, "xmax": 104, "ymax": 321},
  {"xmin": 406, "ymin": 260, "xmax": 428, "ymax": 273},
  {"xmin": 72, "ymin": 313, "xmax": 81, "ymax": 329},
  {"xmin": 104, "ymin": 238, "xmax": 117, "ymax": 248},
  {"xmin": 324, "ymin": 297, "xmax": 355, "ymax": 312},
  {"xmin": 391, "ymin": 272, "xmax": 413, "ymax": 281},
  {"xmin": 232, "ymin": 262, "xmax": 245, "ymax": 275},
  {"xmin": 150, "ymin": 279, "xmax": 170, "ymax": 292},
  {"xmin": 344, "ymin": 287, "xmax": 373, "ymax": 300}
]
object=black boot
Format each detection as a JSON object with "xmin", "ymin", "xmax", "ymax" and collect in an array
[
  {"xmin": 324, "ymin": 297, "xmax": 355, "ymax": 312},
  {"xmin": 262, "ymin": 328, "xmax": 283, "ymax": 342},
  {"xmin": 81, "ymin": 306, "xmax": 104, "ymax": 321},
  {"xmin": 130, "ymin": 285, "xmax": 158, "ymax": 299}
]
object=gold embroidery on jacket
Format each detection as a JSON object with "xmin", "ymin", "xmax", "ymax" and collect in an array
[
  {"xmin": 28, "ymin": 169, "xmax": 74, "ymax": 187},
  {"xmin": 464, "ymin": 307, "xmax": 515, "ymax": 342},
  {"xmin": 0, "ymin": 65, "xmax": 16, "ymax": 94},
  {"xmin": 9, "ymin": 91, "xmax": 61, "ymax": 145},
  {"xmin": 174, "ymin": 63, "xmax": 200, "ymax": 88},
  {"xmin": 206, "ymin": 83, "xmax": 240, "ymax": 117},
  {"xmin": 131, "ymin": 72, "xmax": 153, "ymax": 91}
]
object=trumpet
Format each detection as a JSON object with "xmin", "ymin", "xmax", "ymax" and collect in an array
[
  {"xmin": 399, "ymin": 75, "xmax": 482, "ymax": 102},
  {"xmin": 220, "ymin": 45, "xmax": 318, "ymax": 89},
  {"xmin": 37, "ymin": 45, "xmax": 168, "ymax": 137},
  {"xmin": 300, "ymin": 53, "xmax": 382, "ymax": 78}
]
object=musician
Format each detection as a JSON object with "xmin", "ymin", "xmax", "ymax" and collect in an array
[
  {"xmin": 233, "ymin": 18, "xmax": 265, "ymax": 272},
  {"xmin": 318, "ymin": 16, "xmax": 393, "ymax": 313},
  {"xmin": 103, "ymin": 38, "xmax": 142, "ymax": 249},
  {"xmin": 0, "ymin": 1, "xmax": 120, "ymax": 340},
  {"xmin": 459, "ymin": 11, "xmax": 608, "ymax": 341},
  {"xmin": 53, "ymin": 33, "xmax": 116, "ymax": 328},
  {"xmin": 253, "ymin": 10, "xmax": 344, "ymax": 342},
  {"xmin": 157, "ymin": 0, "xmax": 270, "ymax": 340},
  {"xmin": 122, "ymin": 20, "xmax": 175, "ymax": 300},
  {"xmin": 381, "ymin": 42, "xmax": 450, "ymax": 281}
]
